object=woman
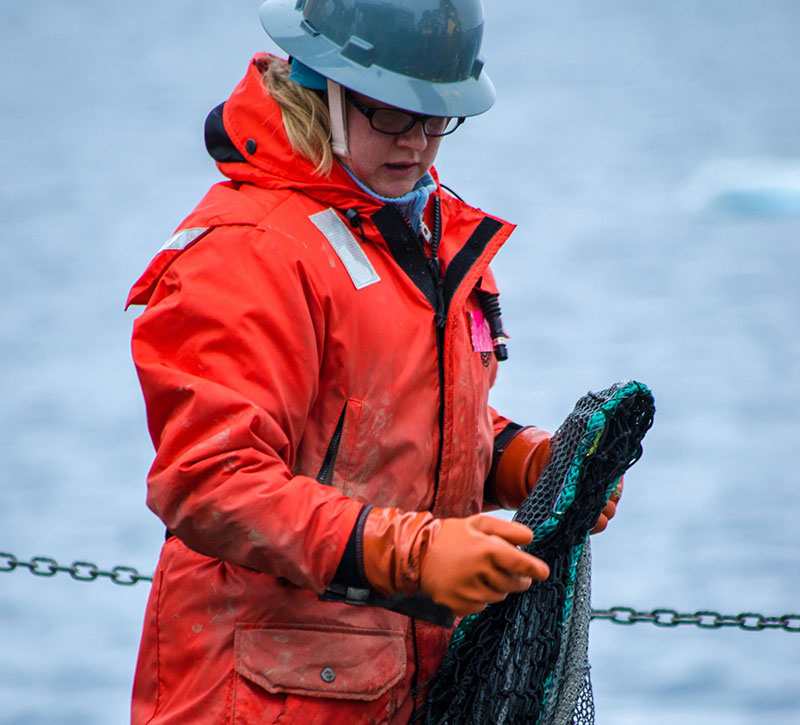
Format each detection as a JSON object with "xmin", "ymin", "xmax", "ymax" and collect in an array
[{"xmin": 127, "ymin": 1, "xmax": 618, "ymax": 722}]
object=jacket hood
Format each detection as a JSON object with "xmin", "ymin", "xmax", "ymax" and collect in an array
[
  {"xmin": 127, "ymin": 53, "xmax": 512, "ymax": 309},
  {"xmin": 206, "ymin": 53, "xmax": 391, "ymax": 216}
]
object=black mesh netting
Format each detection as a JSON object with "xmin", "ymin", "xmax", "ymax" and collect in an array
[{"xmin": 415, "ymin": 380, "xmax": 655, "ymax": 724}]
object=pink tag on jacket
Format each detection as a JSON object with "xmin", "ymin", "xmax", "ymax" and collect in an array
[{"xmin": 468, "ymin": 310, "xmax": 493, "ymax": 353}]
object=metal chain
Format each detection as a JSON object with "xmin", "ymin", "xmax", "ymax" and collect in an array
[
  {"xmin": 0, "ymin": 551, "xmax": 152, "ymax": 586},
  {"xmin": 590, "ymin": 605, "xmax": 800, "ymax": 633},
  {"xmin": 3, "ymin": 551, "xmax": 798, "ymax": 633}
]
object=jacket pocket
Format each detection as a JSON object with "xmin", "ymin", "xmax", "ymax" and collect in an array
[
  {"xmin": 234, "ymin": 623, "xmax": 406, "ymax": 701},
  {"xmin": 316, "ymin": 399, "xmax": 364, "ymax": 490}
]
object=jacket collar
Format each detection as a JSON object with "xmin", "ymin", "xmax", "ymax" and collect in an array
[{"xmin": 207, "ymin": 54, "xmax": 387, "ymax": 217}]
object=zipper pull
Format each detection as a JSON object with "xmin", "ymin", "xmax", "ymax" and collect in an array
[{"xmin": 419, "ymin": 218, "xmax": 433, "ymax": 243}]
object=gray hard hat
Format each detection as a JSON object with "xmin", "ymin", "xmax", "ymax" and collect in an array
[{"xmin": 259, "ymin": 0, "xmax": 495, "ymax": 117}]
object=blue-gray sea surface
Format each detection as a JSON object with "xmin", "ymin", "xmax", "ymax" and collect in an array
[{"xmin": 1, "ymin": 2, "xmax": 799, "ymax": 723}]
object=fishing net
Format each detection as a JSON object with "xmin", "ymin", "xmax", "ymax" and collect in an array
[{"xmin": 416, "ymin": 380, "xmax": 655, "ymax": 724}]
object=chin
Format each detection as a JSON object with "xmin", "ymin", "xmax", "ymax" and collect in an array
[
  {"xmin": 377, "ymin": 181, "xmax": 417, "ymax": 199},
  {"xmin": 386, "ymin": 187, "xmax": 415, "ymax": 199}
]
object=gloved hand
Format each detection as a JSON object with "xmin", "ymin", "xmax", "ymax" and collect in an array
[
  {"xmin": 362, "ymin": 507, "xmax": 550, "ymax": 617},
  {"xmin": 590, "ymin": 478, "xmax": 623, "ymax": 534},
  {"xmin": 494, "ymin": 426, "xmax": 623, "ymax": 535}
]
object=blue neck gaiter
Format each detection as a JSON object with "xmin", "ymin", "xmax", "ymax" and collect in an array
[{"xmin": 340, "ymin": 164, "xmax": 436, "ymax": 233}]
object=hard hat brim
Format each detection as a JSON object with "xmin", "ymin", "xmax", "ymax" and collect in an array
[{"xmin": 260, "ymin": 0, "xmax": 495, "ymax": 117}]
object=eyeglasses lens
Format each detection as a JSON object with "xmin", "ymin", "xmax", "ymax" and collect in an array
[{"xmin": 370, "ymin": 109, "xmax": 457, "ymax": 137}]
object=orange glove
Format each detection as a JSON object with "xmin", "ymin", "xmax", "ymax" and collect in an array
[
  {"xmin": 494, "ymin": 426, "xmax": 623, "ymax": 535},
  {"xmin": 362, "ymin": 507, "xmax": 550, "ymax": 617},
  {"xmin": 493, "ymin": 427, "xmax": 552, "ymax": 509}
]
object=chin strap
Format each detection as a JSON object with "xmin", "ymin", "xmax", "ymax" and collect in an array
[{"xmin": 327, "ymin": 79, "xmax": 349, "ymax": 158}]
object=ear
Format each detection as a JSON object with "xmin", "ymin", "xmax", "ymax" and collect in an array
[{"xmin": 327, "ymin": 79, "xmax": 349, "ymax": 158}]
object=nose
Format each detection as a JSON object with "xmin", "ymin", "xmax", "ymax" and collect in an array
[{"xmin": 396, "ymin": 120, "xmax": 428, "ymax": 151}]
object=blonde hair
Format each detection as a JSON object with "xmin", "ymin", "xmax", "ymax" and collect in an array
[{"xmin": 261, "ymin": 57, "xmax": 333, "ymax": 176}]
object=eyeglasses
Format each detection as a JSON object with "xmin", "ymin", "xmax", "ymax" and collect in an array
[{"xmin": 347, "ymin": 94, "xmax": 465, "ymax": 137}]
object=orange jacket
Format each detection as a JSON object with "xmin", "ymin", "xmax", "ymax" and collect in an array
[{"xmin": 129, "ymin": 54, "xmax": 534, "ymax": 723}]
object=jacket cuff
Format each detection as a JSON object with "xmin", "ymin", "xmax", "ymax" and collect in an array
[
  {"xmin": 483, "ymin": 422, "xmax": 524, "ymax": 506},
  {"xmin": 486, "ymin": 425, "xmax": 552, "ymax": 510},
  {"xmin": 330, "ymin": 504, "xmax": 373, "ymax": 589}
]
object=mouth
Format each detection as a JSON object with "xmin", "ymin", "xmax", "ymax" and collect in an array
[{"xmin": 383, "ymin": 161, "xmax": 418, "ymax": 176}]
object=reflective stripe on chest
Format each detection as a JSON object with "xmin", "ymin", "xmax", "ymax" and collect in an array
[{"xmin": 309, "ymin": 208, "xmax": 381, "ymax": 290}]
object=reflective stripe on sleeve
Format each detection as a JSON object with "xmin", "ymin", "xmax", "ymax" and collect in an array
[{"xmin": 158, "ymin": 227, "xmax": 210, "ymax": 252}]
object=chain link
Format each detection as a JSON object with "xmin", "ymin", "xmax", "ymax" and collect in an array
[
  {"xmin": 591, "ymin": 605, "xmax": 800, "ymax": 633},
  {"xmin": 0, "ymin": 551, "xmax": 153, "ymax": 586},
  {"xmin": 2, "ymin": 551, "xmax": 798, "ymax": 633}
]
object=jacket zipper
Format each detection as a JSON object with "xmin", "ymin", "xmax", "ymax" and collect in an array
[
  {"xmin": 316, "ymin": 403, "xmax": 347, "ymax": 486},
  {"xmin": 401, "ymin": 198, "xmax": 447, "ymax": 510}
]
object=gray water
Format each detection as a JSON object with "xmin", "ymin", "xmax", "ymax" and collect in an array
[{"xmin": 1, "ymin": 2, "xmax": 799, "ymax": 723}]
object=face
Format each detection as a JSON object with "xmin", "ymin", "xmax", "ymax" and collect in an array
[{"xmin": 340, "ymin": 93, "xmax": 443, "ymax": 198}]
